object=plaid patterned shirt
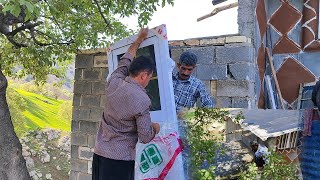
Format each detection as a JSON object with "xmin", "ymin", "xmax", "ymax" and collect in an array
[
  {"xmin": 94, "ymin": 53, "xmax": 155, "ymax": 161},
  {"xmin": 172, "ymin": 71, "xmax": 214, "ymax": 110}
]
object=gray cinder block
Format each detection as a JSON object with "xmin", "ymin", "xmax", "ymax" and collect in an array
[
  {"xmin": 229, "ymin": 63, "xmax": 256, "ymax": 80},
  {"xmin": 76, "ymin": 55, "xmax": 94, "ymax": 69},
  {"xmin": 217, "ymin": 80, "xmax": 254, "ymax": 97},
  {"xmin": 216, "ymin": 45, "xmax": 254, "ymax": 64},
  {"xmin": 197, "ymin": 64, "xmax": 227, "ymax": 80}
]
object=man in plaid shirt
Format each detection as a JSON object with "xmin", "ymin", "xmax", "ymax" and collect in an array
[
  {"xmin": 93, "ymin": 28, "xmax": 160, "ymax": 180},
  {"xmin": 173, "ymin": 51, "xmax": 214, "ymax": 111}
]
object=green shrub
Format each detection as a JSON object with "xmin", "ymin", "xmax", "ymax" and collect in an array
[
  {"xmin": 240, "ymin": 149, "xmax": 299, "ymax": 180},
  {"xmin": 184, "ymin": 108, "xmax": 229, "ymax": 179}
]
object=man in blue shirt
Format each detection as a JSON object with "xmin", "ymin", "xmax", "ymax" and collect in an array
[{"xmin": 172, "ymin": 51, "xmax": 214, "ymax": 111}]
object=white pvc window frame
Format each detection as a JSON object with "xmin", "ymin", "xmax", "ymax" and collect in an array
[{"xmin": 107, "ymin": 25, "xmax": 177, "ymax": 124}]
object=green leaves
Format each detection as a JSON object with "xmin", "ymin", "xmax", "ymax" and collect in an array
[
  {"xmin": 20, "ymin": 0, "xmax": 34, "ymax": 20},
  {"xmin": 184, "ymin": 108, "xmax": 229, "ymax": 179},
  {"xmin": 240, "ymin": 150, "xmax": 299, "ymax": 180},
  {"xmin": 19, "ymin": 0, "xmax": 34, "ymax": 12},
  {"xmin": 0, "ymin": 0, "xmax": 174, "ymax": 82},
  {"xmin": 1, "ymin": 0, "xmax": 34, "ymax": 19},
  {"xmin": 162, "ymin": 0, "xmax": 173, "ymax": 7},
  {"xmin": 2, "ymin": 3, "xmax": 21, "ymax": 17}
]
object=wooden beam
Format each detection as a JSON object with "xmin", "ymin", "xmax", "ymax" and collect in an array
[
  {"xmin": 197, "ymin": 2, "xmax": 238, "ymax": 22},
  {"xmin": 297, "ymin": 83, "xmax": 303, "ymax": 110},
  {"xmin": 266, "ymin": 48, "xmax": 285, "ymax": 109}
]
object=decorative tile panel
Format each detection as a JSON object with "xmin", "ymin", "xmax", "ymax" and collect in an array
[
  {"xmin": 269, "ymin": 1, "xmax": 302, "ymax": 35},
  {"xmin": 257, "ymin": 44, "xmax": 266, "ymax": 84},
  {"xmin": 256, "ymin": 0, "xmax": 268, "ymax": 39},
  {"xmin": 301, "ymin": 0, "xmax": 320, "ymax": 51},
  {"xmin": 276, "ymin": 58, "xmax": 316, "ymax": 104},
  {"xmin": 257, "ymin": 44, "xmax": 266, "ymax": 108},
  {"xmin": 273, "ymin": 35, "xmax": 301, "ymax": 54},
  {"xmin": 269, "ymin": 1, "xmax": 302, "ymax": 54}
]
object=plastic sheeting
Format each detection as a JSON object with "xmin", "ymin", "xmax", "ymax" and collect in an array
[{"xmin": 135, "ymin": 123, "xmax": 185, "ymax": 180}]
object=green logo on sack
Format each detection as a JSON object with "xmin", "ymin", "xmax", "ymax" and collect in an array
[{"xmin": 140, "ymin": 144, "xmax": 163, "ymax": 173}]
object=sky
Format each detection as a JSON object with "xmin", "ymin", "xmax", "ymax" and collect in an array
[{"xmin": 123, "ymin": 0, "xmax": 238, "ymax": 40}]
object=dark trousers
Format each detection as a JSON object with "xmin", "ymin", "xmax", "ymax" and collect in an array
[
  {"xmin": 254, "ymin": 156, "xmax": 265, "ymax": 167},
  {"xmin": 92, "ymin": 153, "xmax": 135, "ymax": 180}
]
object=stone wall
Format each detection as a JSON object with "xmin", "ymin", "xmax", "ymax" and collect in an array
[
  {"xmin": 70, "ymin": 48, "xmax": 108, "ymax": 180},
  {"xmin": 169, "ymin": 35, "xmax": 256, "ymax": 108}
]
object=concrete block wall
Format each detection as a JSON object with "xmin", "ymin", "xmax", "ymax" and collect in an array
[
  {"xmin": 169, "ymin": 35, "xmax": 256, "ymax": 108},
  {"xmin": 71, "ymin": 48, "xmax": 108, "ymax": 180}
]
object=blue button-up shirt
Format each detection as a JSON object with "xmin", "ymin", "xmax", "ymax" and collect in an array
[{"xmin": 172, "ymin": 71, "xmax": 214, "ymax": 110}]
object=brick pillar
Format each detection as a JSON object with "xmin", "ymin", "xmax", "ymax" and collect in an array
[
  {"xmin": 70, "ymin": 49, "xmax": 108, "ymax": 180},
  {"xmin": 238, "ymin": 0, "xmax": 257, "ymax": 42}
]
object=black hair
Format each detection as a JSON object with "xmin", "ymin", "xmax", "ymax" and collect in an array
[
  {"xmin": 179, "ymin": 51, "xmax": 197, "ymax": 66},
  {"xmin": 129, "ymin": 56, "xmax": 155, "ymax": 77},
  {"xmin": 254, "ymin": 156, "xmax": 265, "ymax": 167},
  {"xmin": 312, "ymin": 80, "xmax": 320, "ymax": 107},
  {"xmin": 250, "ymin": 141, "xmax": 258, "ymax": 147}
]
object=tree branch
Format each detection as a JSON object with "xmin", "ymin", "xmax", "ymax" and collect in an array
[
  {"xmin": 30, "ymin": 28, "xmax": 45, "ymax": 45},
  {"xmin": 34, "ymin": 29, "xmax": 53, "ymax": 40},
  {"xmin": 6, "ymin": 36, "xmax": 28, "ymax": 47},
  {"xmin": 92, "ymin": 0, "xmax": 112, "ymax": 30},
  {"xmin": 0, "ymin": 24, "xmax": 10, "ymax": 35},
  {"xmin": 30, "ymin": 28, "xmax": 73, "ymax": 46},
  {"xmin": 7, "ymin": 21, "xmax": 42, "ymax": 36}
]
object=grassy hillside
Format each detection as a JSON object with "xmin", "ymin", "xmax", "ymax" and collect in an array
[{"xmin": 11, "ymin": 89, "xmax": 71, "ymax": 133}]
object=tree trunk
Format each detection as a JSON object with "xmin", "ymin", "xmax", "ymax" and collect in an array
[{"xmin": 0, "ymin": 69, "xmax": 31, "ymax": 180}]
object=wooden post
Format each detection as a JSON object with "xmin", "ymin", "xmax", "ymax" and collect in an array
[
  {"xmin": 266, "ymin": 48, "xmax": 285, "ymax": 109},
  {"xmin": 297, "ymin": 83, "xmax": 303, "ymax": 110}
]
